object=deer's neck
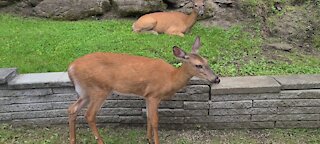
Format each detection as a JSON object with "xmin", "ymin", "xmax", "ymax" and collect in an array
[
  {"xmin": 186, "ymin": 9, "xmax": 198, "ymax": 29},
  {"xmin": 171, "ymin": 63, "xmax": 193, "ymax": 92}
]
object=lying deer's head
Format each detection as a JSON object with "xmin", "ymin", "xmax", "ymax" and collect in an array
[
  {"xmin": 192, "ymin": 0, "xmax": 205, "ymax": 16},
  {"xmin": 173, "ymin": 36, "xmax": 220, "ymax": 84}
]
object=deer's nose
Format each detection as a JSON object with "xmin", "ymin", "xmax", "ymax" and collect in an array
[{"xmin": 211, "ymin": 77, "xmax": 220, "ymax": 84}]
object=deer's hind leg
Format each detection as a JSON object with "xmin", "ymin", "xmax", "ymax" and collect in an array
[
  {"xmin": 85, "ymin": 89, "xmax": 111, "ymax": 144},
  {"xmin": 133, "ymin": 17, "xmax": 158, "ymax": 35},
  {"xmin": 68, "ymin": 96, "xmax": 89, "ymax": 144},
  {"xmin": 165, "ymin": 26, "xmax": 185, "ymax": 37}
]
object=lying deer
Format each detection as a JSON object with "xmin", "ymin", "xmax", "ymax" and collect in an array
[
  {"xmin": 132, "ymin": 0, "xmax": 205, "ymax": 37},
  {"xmin": 67, "ymin": 36, "xmax": 220, "ymax": 144}
]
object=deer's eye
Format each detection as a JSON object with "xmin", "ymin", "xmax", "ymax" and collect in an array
[{"xmin": 195, "ymin": 65, "xmax": 203, "ymax": 69}]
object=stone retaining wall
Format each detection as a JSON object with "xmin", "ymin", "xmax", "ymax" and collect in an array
[{"xmin": 1, "ymin": 68, "xmax": 320, "ymax": 129}]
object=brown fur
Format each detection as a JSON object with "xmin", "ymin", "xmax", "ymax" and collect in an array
[
  {"xmin": 132, "ymin": 0, "xmax": 205, "ymax": 37},
  {"xmin": 67, "ymin": 37, "xmax": 219, "ymax": 144}
]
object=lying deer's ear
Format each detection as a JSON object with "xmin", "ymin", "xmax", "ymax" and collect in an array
[
  {"xmin": 192, "ymin": 36, "xmax": 201, "ymax": 54},
  {"xmin": 173, "ymin": 46, "xmax": 188, "ymax": 59}
]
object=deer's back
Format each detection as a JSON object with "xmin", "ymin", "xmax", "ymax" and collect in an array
[{"xmin": 68, "ymin": 52, "xmax": 175, "ymax": 96}]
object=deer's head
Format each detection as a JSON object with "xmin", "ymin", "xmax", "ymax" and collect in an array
[
  {"xmin": 173, "ymin": 36, "xmax": 220, "ymax": 85},
  {"xmin": 192, "ymin": 0, "xmax": 205, "ymax": 16}
]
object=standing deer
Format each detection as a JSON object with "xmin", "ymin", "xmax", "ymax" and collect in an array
[
  {"xmin": 67, "ymin": 36, "xmax": 220, "ymax": 144},
  {"xmin": 132, "ymin": 0, "xmax": 205, "ymax": 37}
]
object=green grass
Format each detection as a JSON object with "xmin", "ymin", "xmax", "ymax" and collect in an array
[
  {"xmin": 1, "ymin": 124, "xmax": 320, "ymax": 144},
  {"xmin": 0, "ymin": 14, "xmax": 319, "ymax": 76}
]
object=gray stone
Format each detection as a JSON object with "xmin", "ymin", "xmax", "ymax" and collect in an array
[
  {"xmin": 276, "ymin": 121, "xmax": 320, "ymax": 128},
  {"xmin": 210, "ymin": 108, "xmax": 277, "ymax": 115},
  {"xmin": 212, "ymin": 93, "xmax": 280, "ymax": 101},
  {"xmin": 213, "ymin": 115, "xmax": 251, "ymax": 122},
  {"xmin": 0, "ymin": 0, "xmax": 19, "ymax": 7},
  {"xmin": 103, "ymin": 100, "xmax": 145, "ymax": 108},
  {"xmin": 274, "ymin": 74, "xmax": 320, "ymax": 90},
  {"xmin": 108, "ymin": 93, "xmax": 143, "ymax": 100},
  {"xmin": 0, "ymin": 84, "xmax": 8, "ymax": 90},
  {"xmin": 98, "ymin": 108, "xmax": 142, "ymax": 116},
  {"xmin": 252, "ymin": 114, "xmax": 320, "ymax": 121},
  {"xmin": 214, "ymin": 0, "xmax": 233, "ymax": 4},
  {"xmin": 177, "ymin": 85, "xmax": 210, "ymax": 94},
  {"xmin": 120, "ymin": 116, "xmax": 146, "ymax": 123},
  {"xmin": 181, "ymin": 116, "xmax": 220, "ymax": 123},
  {"xmin": 0, "ymin": 68, "xmax": 17, "ymax": 84},
  {"xmin": 0, "ymin": 89, "xmax": 52, "ymax": 97},
  {"xmin": 253, "ymin": 99, "xmax": 283, "ymax": 108},
  {"xmin": 10, "ymin": 93, "xmax": 77, "ymax": 104},
  {"xmin": 184, "ymin": 115, "xmax": 250, "ymax": 123},
  {"xmin": 34, "ymin": 0, "xmax": 111, "ymax": 20},
  {"xmin": 0, "ymin": 105, "xmax": 11, "ymax": 113},
  {"xmin": 253, "ymin": 99, "xmax": 320, "ymax": 108},
  {"xmin": 52, "ymin": 102, "xmax": 74, "ymax": 109},
  {"xmin": 24, "ymin": 0, "xmax": 44, "ymax": 7},
  {"xmin": 211, "ymin": 76, "xmax": 281, "ymax": 95},
  {"xmin": 202, "ymin": 0, "xmax": 216, "ymax": 19},
  {"xmin": 159, "ymin": 117, "xmax": 184, "ymax": 124},
  {"xmin": 159, "ymin": 101, "xmax": 183, "ymax": 108},
  {"xmin": 250, "ymin": 114, "xmax": 276, "ymax": 122},
  {"xmin": 8, "ymin": 72, "xmax": 72, "ymax": 89},
  {"xmin": 2, "ymin": 103, "xmax": 53, "ymax": 112},
  {"xmin": 280, "ymin": 89, "xmax": 320, "ymax": 99},
  {"xmin": 276, "ymin": 114, "xmax": 320, "ymax": 121},
  {"xmin": 188, "ymin": 77, "xmax": 211, "ymax": 85},
  {"xmin": 0, "ymin": 113, "xmax": 11, "ymax": 121},
  {"xmin": 11, "ymin": 109, "xmax": 68, "ymax": 119},
  {"xmin": 208, "ymin": 108, "xmax": 250, "ymax": 115},
  {"xmin": 12, "ymin": 116, "xmax": 119, "ymax": 125},
  {"xmin": 65, "ymin": 115, "xmax": 120, "ymax": 123},
  {"xmin": 250, "ymin": 108, "xmax": 277, "ymax": 115},
  {"xmin": 172, "ymin": 93, "xmax": 209, "ymax": 101},
  {"xmin": 163, "ymin": 0, "xmax": 189, "ymax": 8},
  {"xmin": 206, "ymin": 122, "xmax": 274, "ymax": 129},
  {"xmin": 79, "ymin": 116, "xmax": 120, "ymax": 123},
  {"xmin": 114, "ymin": 0, "xmax": 166, "ymax": 16},
  {"xmin": 210, "ymin": 100, "xmax": 252, "ymax": 109},
  {"xmin": 277, "ymin": 107, "xmax": 320, "ymax": 114},
  {"xmin": 52, "ymin": 87, "xmax": 75, "ymax": 94},
  {"xmin": 0, "ymin": 97, "xmax": 11, "ymax": 105},
  {"xmin": 142, "ymin": 109, "xmax": 208, "ymax": 117},
  {"xmin": 265, "ymin": 43, "xmax": 293, "ymax": 52},
  {"xmin": 12, "ymin": 117, "xmax": 68, "ymax": 125},
  {"xmin": 184, "ymin": 102, "xmax": 209, "ymax": 109}
]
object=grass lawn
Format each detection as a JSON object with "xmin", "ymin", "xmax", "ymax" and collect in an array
[
  {"xmin": 0, "ymin": 14, "xmax": 319, "ymax": 76},
  {"xmin": 1, "ymin": 124, "xmax": 320, "ymax": 144}
]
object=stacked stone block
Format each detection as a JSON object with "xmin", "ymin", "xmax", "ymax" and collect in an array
[{"xmin": 1, "ymin": 68, "xmax": 320, "ymax": 129}]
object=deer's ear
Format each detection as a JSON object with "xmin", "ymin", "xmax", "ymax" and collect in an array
[
  {"xmin": 192, "ymin": 36, "xmax": 201, "ymax": 54},
  {"xmin": 173, "ymin": 46, "xmax": 189, "ymax": 60}
]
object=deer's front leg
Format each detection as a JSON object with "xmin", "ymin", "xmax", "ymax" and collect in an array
[{"xmin": 146, "ymin": 97, "xmax": 161, "ymax": 144}]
